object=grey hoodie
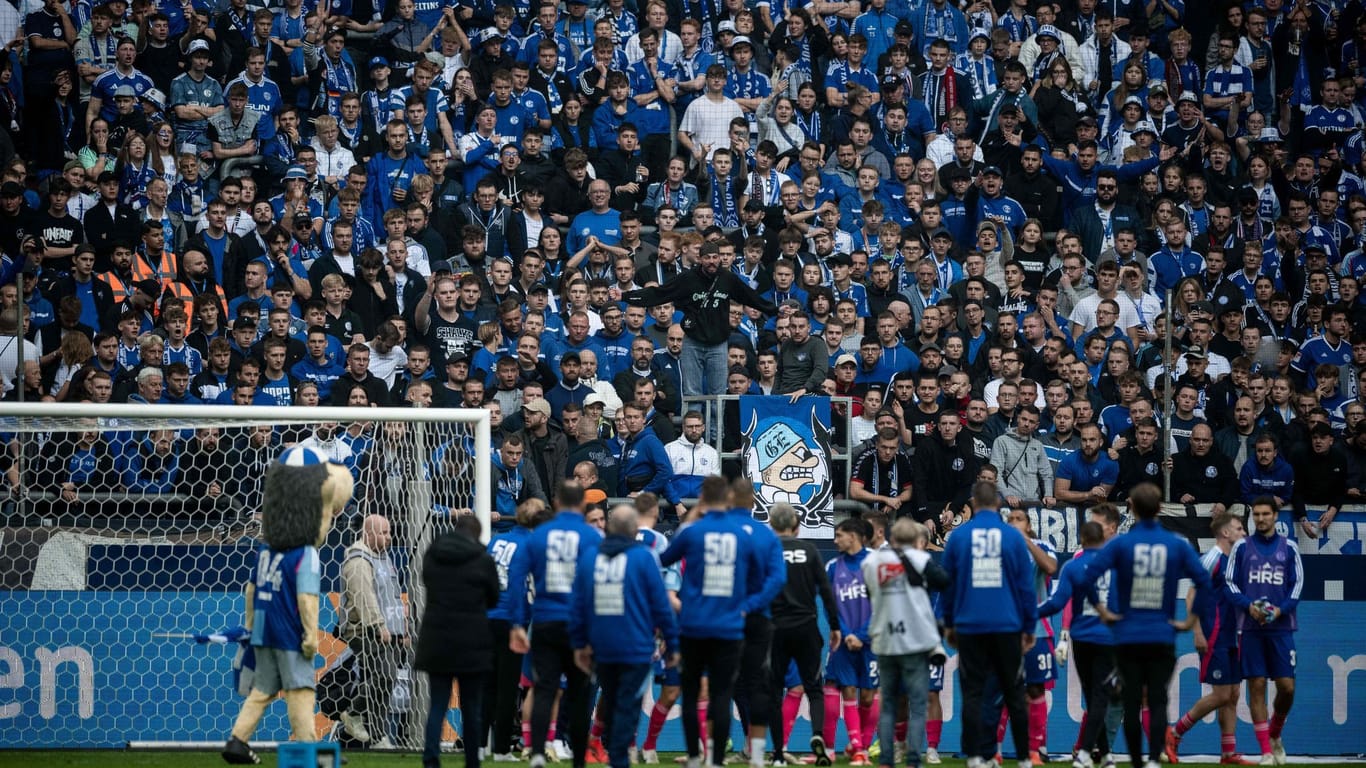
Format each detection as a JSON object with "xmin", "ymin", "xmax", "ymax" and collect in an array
[{"xmin": 989, "ymin": 429, "xmax": 1055, "ymax": 500}]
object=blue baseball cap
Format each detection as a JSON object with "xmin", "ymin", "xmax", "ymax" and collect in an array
[
  {"xmin": 284, "ymin": 165, "xmax": 307, "ymax": 180},
  {"xmin": 368, "ymin": 56, "xmax": 390, "ymax": 70}
]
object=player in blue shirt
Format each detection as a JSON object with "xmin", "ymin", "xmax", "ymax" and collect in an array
[
  {"xmin": 1225, "ymin": 497, "xmax": 1304, "ymax": 766},
  {"xmin": 941, "ymin": 480, "xmax": 1037, "ymax": 768},
  {"xmin": 1079, "ymin": 483, "xmax": 1213, "ymax": 768},
  {"xmin": 485, "ymin": 499, "xmax": 545, "ymax": 760},
  {"xmin": 1038, "ymin": 516, "xmax": 1117, "ymax": 766},
  {"xmin": 659, "ymin": 476, "xmax": 767, "ymax": 768},
  {"xmin": 1168, "ymin": 510, "xmax": 1252, "ymax": 764},
  {"xmin": 822, "ymin": 517, "xmax": 877, "ymax": 764},
  {"xmin": 507, "ymin": 482, "xmax": 604, "ymax": 768},
  {"xmin": 727, "ymin": 480, "xmax": 787, "ymax": 767},
  {"xmin": 570, "ymin": 504, "xmax": 680, "ymax": 768}
]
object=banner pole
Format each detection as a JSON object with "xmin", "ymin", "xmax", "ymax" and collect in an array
[{"xmin": 1163, "ymin": 289, "xmax": 1174, "ymax": 503}]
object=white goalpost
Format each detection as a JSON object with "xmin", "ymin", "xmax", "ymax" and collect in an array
[{"xmin": 0, "ymin": 403, "xmax": 490, "ymax": 751}]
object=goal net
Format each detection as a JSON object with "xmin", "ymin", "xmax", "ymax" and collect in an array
[{"xmin": 0, "ymin": 403, "xmax": 490, "ymax": 751}]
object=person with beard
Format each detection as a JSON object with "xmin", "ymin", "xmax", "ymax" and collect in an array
[
  {"xmin": 978, "ymin": 105, "xmax": 1040, "ymax": 171},
  {"xmin": 1070, "ymin": 170, "xmax": 1141, "ymax": 260},
  {"xmin": 912, "ymin": 409, "xmax": 980, "ymax": 534},
  {"xmin": 624, "ymin": 240, "xmax": 777, "ymax": 397},
  {"xmin": 961, "ymin": 398, "xmax": 994, "ymax": 464},
  {"xmin": 1054, "ymin": 423, "xmax": 1118, "ymax": 506},
  {"xmin": 901, "ymin": 373, "xmax": 944, "ymax": 443},
  {"xmin": 1110, "ymin": 416, "xmax": 1164, "ymax": 499},
  {"xmin": 1041, "ymin": 402, "xmax": 1081, "ymax": 474}
]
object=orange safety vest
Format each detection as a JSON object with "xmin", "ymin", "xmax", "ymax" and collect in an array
[
  {"xmin": 130, "ymin": 249, "xmax": 180, "ymax": 290},
  {"xmin": 100, "ymin": 271, "xmax": 133, "ymax": 304},
  {"xmin": 166, "ymin": 281, "xmax": 227, "ymax": 319}
]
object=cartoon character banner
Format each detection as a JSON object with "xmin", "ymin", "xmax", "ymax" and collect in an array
[{"xmin": 740, "ymin": 396, "xmax": 834, "ymax": 539}]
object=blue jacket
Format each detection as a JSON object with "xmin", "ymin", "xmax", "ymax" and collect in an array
[
  {"xmin": 617, "ymin": 428, "xmax": 677, "ymax": 504},
  {"xmin": 1239, "ymin": 455, "xmax": 1295, "ymax": 504},
  {"xmin": 488, "ymin": 526, "xmax": 532, "ymax": 622},
  {"xmin": 506, "ymin": 510, "xmax": 603, "ymax": 626},
  {"xmin": 728, "ymin": 508, "xmax": 787, "ymax": 619},
  {"xmin": 1040, "ymin": 154, "xmax": 1160, "ymax": 227},
  {"xmin": 1037, "ymin": 548, "xmax": 1114, "ymax": 646},
  {"xmin": 941, "ymin": 509, "xmax": 1038, "ymax": 634},
  {"xmin": 660, "ymin": 511, "xmax": 766, "ymax": 639},
  {"xmin": 1081, "ymin": 518, "xmax": 1212, "ymax": 645},
  {"xmin": 569, "ymin": 534, "xmax": 680, "ymax": 664}
]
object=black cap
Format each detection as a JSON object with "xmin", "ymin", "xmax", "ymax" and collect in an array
[
  {"xmin": 0, "ymin": 181, "xmax": 23, "ymax": 197},
  {"xmin": 880, "ymin": 76, "xmax": 904, "ymax": 91},
  {"xmin": 134, "ymin": 278, "xmax": 162, "ymax": 297},
  {"xmin": 97, "ymin": 170, "xmax": 119, "ymax": 184},
  {"xmin": 292, "ymin": 212, "xmax": 312, "ymax": 226},
  {"xmin": 1183, "ymin": 345, "xmax": 1207, "ymax": 359},
  {"xmin": 1189, "ymin": 300, "xmax": 1215, "ymax": 315},
  {"xmin": 1310, "ymin": 422, "xmax": 1335, "ymax": 438},
  {"xmin": 232, "ymin": 316, "xmax": 258, "ymax": 330},
  {"xmin": 894, "ymin": 19, "xmax": 914, "ymax": 35},
  {"xmin": 980, "ymin": 165, "xmax": 1004, "ymax": 177},
  {"xmin": 431, "ymin": 259, "xmax": 454, "ymax": 273},
  {"xmin": 560, "ymin": 351, "xmax": 581, "ymax": 365},
  {"xmin": 920, "ymin": 342, "xmax": 942, "ymax": 353},
  {"xmin": 827, "ymin": 252, "xmax": 852, "ymax": 267},
  {"xmin": 1238, "ymin": 186, "xmax": 1259, "ymax": 204},
  {"xmin": 930, "ymin": 228, "xmax": 954, "ymax": 241},
  {"xmin": 1305, "ymin": 243, "xmax": 1328, "ymax": 255},
  {"xmin": 946, "ymin": 165, "xmax": 972, "ymax": 181}
]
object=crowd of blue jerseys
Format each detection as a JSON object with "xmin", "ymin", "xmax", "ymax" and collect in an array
[{"xmin": 14, "ymin": 0, "xmax": 1366, "ymax": 519}]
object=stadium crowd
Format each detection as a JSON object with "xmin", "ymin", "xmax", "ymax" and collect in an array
[
  {"xmin": 0, "ymin": 0, "xmax": 1339, "ymax": 763},
  {"xmin": 3, "ymin": 0, "xmax": 1365, "ymax": 538}
]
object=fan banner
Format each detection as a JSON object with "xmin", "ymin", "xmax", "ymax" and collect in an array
[{"xmin": 739, "ymin": 396, "xmax": 835, "ymax": 539}]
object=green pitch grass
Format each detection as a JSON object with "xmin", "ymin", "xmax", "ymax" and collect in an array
[{"xmin": 3, "ymin": 752, "xmax": 1364, "ymax": 768}]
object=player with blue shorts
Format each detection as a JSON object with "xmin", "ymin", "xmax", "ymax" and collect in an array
[
  {"xmin": 999, "ymin": 507, "xmax": 1059, "ymax": 764},
  {"xmin": 1226, "ymin": 497, "xmax": 1303, "ymax": 766},
  {"xmin": 1169, "ymin": 509, "xmax": 1251, "ymax": 764},
  {"xmin": 824, "ymin": 519, "xmax": 877, "ymax": 765}
]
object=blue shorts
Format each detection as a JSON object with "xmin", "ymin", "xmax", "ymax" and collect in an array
[
  {"xmin": 928, "ymin": 661, "xmax": 945, "ymax": 693},
  {"xmin": 783, "ymin": 659, "xmax": 802, "ymax": 689},
  {"xmin": 825, "ymin": 645, "xmax": 878, "ymax": 690},
  {"xmin": 1240, "ymin": 633, "xmax": 1296, "ymax": 680},
  {"xmin": 1024, "ymin": 636, "xmax": 1057, "ymax": 685},
  {"xmin": 1200, "ymin": 645, "xmax": 1241, "ymax": 685},
  {"xmin": 654, "ymin": 657, "xmax": 682, "ymax": 686}
]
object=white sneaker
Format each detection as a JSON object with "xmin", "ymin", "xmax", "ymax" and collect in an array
[
  {"xmin": 530, "ymin": 755, "xmax": 547, "ymax": 768},
  {"xmin": 1270, "ymin": 738, "xmax": 1286, "ymax": 765},
  {"xmin": 493, "ymin": 752, "xmax": 521, "ymax": 762},
  {"xmin": 1071, "ymin": 752, "xmax": 1093, "ymax": 768},
  {"xmin": 968, "ymin": 758, "xmax": 983, "ymax": 768},
  {"xmin": 629, "ymin": 746, "xmax": 639, "ymax": 764},
  {"xmin": 1019, "ymin": 759, "xmax": 1033, "ymax": 768},
  {"xmin": 685, "ymin": 757, "xmax": 702, "ymax": 768},
  {"xmin": 1258, "ymin": 755, "xmax": 1275, "ymax": 766},
  {"xmin": 372, "ymin": 737, "xmax": 396, "ymax": 750},
  {"xmin": 925, "ymin": 747, "xmax": 941, "ymax": 765},
  {"xmin": 552, "ymin": 740, "xmax": 574, "ymax": 761},
  {"xmin": 642, "ymin": 749, "xmax": 660, "ymax": 764},
  {"xmin": 1143, "ymin": 761, "xmax": 1161, "ymax": 768},
  {"xmin": 1101, "ymin": 754, "xmax": 1117, "ymax": 768},
  {"xmin": 338, "ymin": 711, "xmax": 371, "ymax": 744},
  {"xmin": 895, "ymin": 743, "xmax": 909, "ymax": 765}
]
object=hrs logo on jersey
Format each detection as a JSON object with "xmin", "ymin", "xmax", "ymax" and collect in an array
[{"xmin": 1249, "ymin": 563, "xmax": 1285, "ymax": 585}]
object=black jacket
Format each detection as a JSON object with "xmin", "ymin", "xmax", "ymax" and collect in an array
[
  {"xmin": 1170, "ymin": 448, "xmax": 1238, "ymax": 505},
  {"xmin": 414, "ymin": 529, "xmax": 499, "ymax": 675},
  {"xmin": 623, "ymin": 266, "xmax": 778, "ymax": 345},
  {"xmin": 911, "ymin": 433, "xmax": 980, "ymax": 521}
]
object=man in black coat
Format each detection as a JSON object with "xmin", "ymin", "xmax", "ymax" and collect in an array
[{"xmin": 83, "ymin": 171, "xmax": 141, "ymax": 267}]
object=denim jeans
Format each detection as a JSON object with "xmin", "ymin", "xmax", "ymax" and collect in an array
[
  {"xmin": 680, "ymin": 338, "xmax": 728, "ymax": 397},
  {"xmin": 877, "ymin": 652, "xmax": 930, "ymax": 768},
  {"xmin": 596, "ymin": 662, "xmax": 653, "ymax": 768},
  {"xmin": 423, "ymin": 672, "xmax": 483, "ymax": 768}
]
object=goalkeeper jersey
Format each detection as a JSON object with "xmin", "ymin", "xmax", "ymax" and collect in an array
[{"xmin": 250, "ymin": 544, "xmax": 321, "ymax": 651}]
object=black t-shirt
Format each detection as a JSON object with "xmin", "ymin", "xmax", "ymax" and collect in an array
[
  {"xmin": 852, "ymin": 445, "xmax": 914, "ymax": 505},
  {"xmin": 24, "ymin": 9, "xmax": 75, "ymax": 73},
  {"xmin": 31, "ymin": 210, "xmax": 84, "ymax": 270},
  {"xmin": 424, "ymin": 312, "xmax": 478, "ymax": 369}
]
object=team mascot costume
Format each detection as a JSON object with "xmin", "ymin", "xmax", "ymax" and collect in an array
[{"xmin": 222, "ymin": 446, "xmax": 355, "ymax": 764}]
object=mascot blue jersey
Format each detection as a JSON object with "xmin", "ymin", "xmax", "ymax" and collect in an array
[{"xmin": 250, "ymin": 544, "xmax": 321, "ymax": 651}]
